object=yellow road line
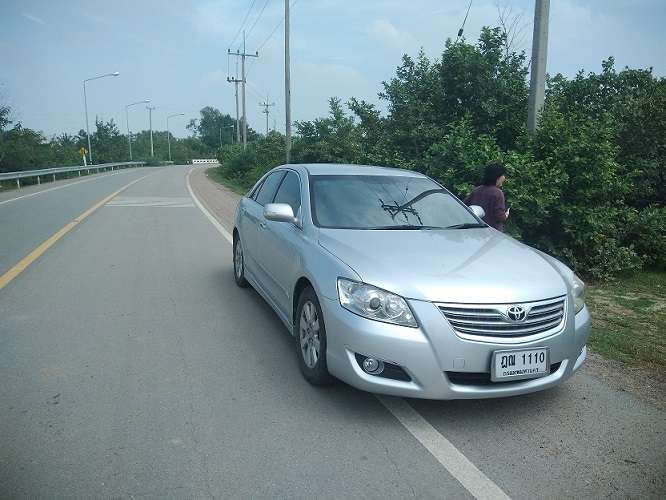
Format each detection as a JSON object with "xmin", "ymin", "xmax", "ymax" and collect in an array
[{"xmin": 0, "ymin": 174, "xmax": 150, "ymax": 291}]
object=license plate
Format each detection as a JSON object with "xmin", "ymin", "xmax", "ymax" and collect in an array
[{"xmin": 491, "ymin": 348, "xmax": 549, "ymax": 382}]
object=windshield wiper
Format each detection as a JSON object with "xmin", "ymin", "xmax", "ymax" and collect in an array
[
  {"xmin": 368, "ymin": 225, "xmax": 442, "ymax": 230},
  {"xmin": 444, "ymin": 223, "xmax": 487, "ymax": 229}
]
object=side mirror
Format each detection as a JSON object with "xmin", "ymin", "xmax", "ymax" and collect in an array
[
  {"xmin": 264, "ymin": 203, "xmax": 296, "ymax": 223},
  {"xmin": 469, "ymin": 205, "xmax": 485, "ymax": 218}
]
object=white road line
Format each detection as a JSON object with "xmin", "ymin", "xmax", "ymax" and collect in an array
[
  {"xmin": 377, "ymin": 396, "xmax": 511, "ymax": 500},
  {"xmin": 106, "ymin": 203, "xmax": 195, "ymax": 208},
  {"xmin": 0, "ymin": 169, "xmax": 137, "ymax": 206},
  {"xmin": 186, "ymin": 166, "xmax": 511, "ymax": 500},
  {"xmin": 185, "ymin": 167, "xmax": 233, "ymax": 244}
]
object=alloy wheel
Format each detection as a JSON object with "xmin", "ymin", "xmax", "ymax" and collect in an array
[{"xmin": 299, "ymin": 300, "xmax": 321, "ymax": 368}]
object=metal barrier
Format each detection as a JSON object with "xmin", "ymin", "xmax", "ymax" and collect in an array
[
  {"xmin": 0, "ymin": 161, "xmax": 146, "ymax": 189},
  {"xmin": 191, "ymin": 159, "xmax": 219, "ymax": 164}
]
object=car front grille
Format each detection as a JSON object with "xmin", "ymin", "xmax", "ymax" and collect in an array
[{"xmin": 438, "ymin": 296, "xmax": 566, "ymax": 338}]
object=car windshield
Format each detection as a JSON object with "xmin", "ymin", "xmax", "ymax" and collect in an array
[{"xmin": 310, "ymin": 174, "xmax": 482, "ymax": 229}]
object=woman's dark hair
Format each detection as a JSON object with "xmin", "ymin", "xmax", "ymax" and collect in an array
[{"xmin": 481, "ymin": 163, "xmax": 506, "ymax": 186}]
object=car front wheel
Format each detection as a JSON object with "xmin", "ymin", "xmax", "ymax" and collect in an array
[
  {"xmin": 295, "ymin": 287, "xmax": 333, "ymax": 385},
  {"xmin": 233, "ymin": 235, "xmax": 248, "ymax": 288}
]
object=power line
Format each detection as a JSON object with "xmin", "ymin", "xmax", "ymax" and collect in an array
[
  {"xmin": 228, "ymin": 0, "xmax": 258, "ymax": 49},
  {"xmin": 255, "ymin": 0, "xmax": 299, "ymax": 53},
  {"xmin": 245, "ymin": 0, "xmax": 271, "ymax": 42},
  {"xmin": 456, "ymin": 0, "xmax": 473, "ymax": 41}
]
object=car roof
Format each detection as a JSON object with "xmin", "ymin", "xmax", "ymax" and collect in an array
[{"xmin": 280, "ymin": 163, "xmax": 427, "ymax": 178}]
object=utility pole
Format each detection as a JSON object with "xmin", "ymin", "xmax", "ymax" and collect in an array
[
  {"xmin": 285, "ymin": 0, "xmax": 292, "ymax": 163},
  {"xmin": 147, "ymin": 105, "xmax": 156, "ymax": 157},
  {"xmin": 260, "ymin": 100, "xmax": 275, "ymax": 136},
  {"xmin": 527, "ymin": 0, "xmax": 550, "ymax": 133},
  {"xmin": 125, "ymin": 99, "xmax": 150, "ymax": 161},
  {"xmin": 227, "ymin": 77, "xmax": 242, "ymax": 143},
  {"xmin": 166, "ymin": 113, "xmax": 185, "ymax": 162},
  {"xmin": 228, "ymin": 31, "xmax": 258, "ymax": 150},
  {"xmin": 227, "ymin": 58, "xmax": 242, "ymax": 144}
]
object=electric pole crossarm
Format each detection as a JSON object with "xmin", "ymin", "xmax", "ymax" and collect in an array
[
  {"xmin": 227, "ymin": 76, "xmax": 243, "ymax": 144},
  {"xmin": 227, "ymin": 31, "xmax": 259, "ymax": 150},
  {"xmin": 260, "ymin": 101, "xmax": 275, "ymax": 136}
]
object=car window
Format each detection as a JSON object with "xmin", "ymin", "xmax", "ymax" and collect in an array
[
  {"xmin": 273, "ymin": 171, "xmax": 301, "ymax": 215},
  {"xmin": 249, "ymin": 179, "xmax": 264, "ymax": 200},
  {"xmin": 254, "ymin": 171, "xmax": 286, "ymax": 206},
  {"xmin": 310, "ymin": 175, "xmax": 479, "ymax": 229}
]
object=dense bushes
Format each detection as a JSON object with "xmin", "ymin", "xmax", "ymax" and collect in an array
[{"xmin": 215, "ymin": 28, "xmax": 664, "ymax": 280}]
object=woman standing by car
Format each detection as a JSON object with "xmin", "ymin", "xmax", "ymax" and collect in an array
[{"xmin": 465, "ymin": 163, "xmax": 510, "ymax": 231}]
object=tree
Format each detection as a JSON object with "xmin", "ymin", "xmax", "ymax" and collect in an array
[
  {"xmin": 187, "ymin": 106, "xmax": 247, "ymax": 151},
  {"xmin": 91, "ymin": 119, "xmax": 125, "ymax": 163},
  {"xmin": 292, "ymin": 98, "xmax": 362, "ymax": 163}
]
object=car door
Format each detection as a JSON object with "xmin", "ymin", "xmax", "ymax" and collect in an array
[
  {"xmin": 240, "ymin": 170, "xmax": 285, "ymax": 280},
  {"xmin": 256, "ymin": 170, "xmax": 304, "ymax": 316}
]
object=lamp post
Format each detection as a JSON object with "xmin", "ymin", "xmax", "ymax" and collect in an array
[
  {"xmin": 83, "ymin": 71, "xmax": 119, "ymax": 164},
  {"xmin": 166, "ymin": 113, "xmax": 185, "ymax": 162},
  {"xmin": 146, "ymin": 105, "xmax": 156, "ymax": 157},
  {"xmin": 125, "ymin": 99, "xmax": 150, "ymax": 160}
]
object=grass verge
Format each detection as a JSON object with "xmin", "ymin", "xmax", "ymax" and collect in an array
[
  {"xmin": 205, "ymin": 167, "xmax": 248, "ymax": 195},
  {"xmin": 586, "ymin": 271, "xmax": 665, "ymax": 370}
]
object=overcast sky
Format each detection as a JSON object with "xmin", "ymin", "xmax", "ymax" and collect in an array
[{"xmin": 1, "ymin": 0, "xmax": 665, "ymax": 139}]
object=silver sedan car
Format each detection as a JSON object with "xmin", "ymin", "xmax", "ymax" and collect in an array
[{"xmin": 232, "ymin": 164, "xmax": 591, "ymax": 399}]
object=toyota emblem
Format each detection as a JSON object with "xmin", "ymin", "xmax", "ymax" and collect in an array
[{"xmin": 507, "ymin": 305, "xmax": 527, "ymax": 322}]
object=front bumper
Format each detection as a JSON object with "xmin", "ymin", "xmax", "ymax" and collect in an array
[{"xmin": 323, "ymin": 296, "xmax": 591, "ymax": 400}]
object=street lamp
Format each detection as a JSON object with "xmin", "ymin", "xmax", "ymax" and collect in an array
[
  {"xmin": 125, "ymin": 99, "xmax": 150, "ymax": 160},
  {"xmin": 166, "ymin": 113, "xmax": 185, "ymax": 162},
  {"xmin": 83, "ymin": 71, "xmax": 119, "ymax": 164}
]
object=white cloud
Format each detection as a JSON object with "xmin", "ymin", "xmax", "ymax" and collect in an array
[
  {"xmin": 21, "ymin": 13, "xmax": 46, "ymax": 26},
  {"xmin": 367, "ymin": 19, "xmax": 418, "ymax": 52},
  {"xmin": 190, "ymin": 1, "xmax": 235, "ymax": 41},
  {"xmin": 291, "ymin": 60, "xmax": 373, "ymax": 122},
  {"xmin": 203, "ymin": 69, "xmax": 229, "ymax": 86}
]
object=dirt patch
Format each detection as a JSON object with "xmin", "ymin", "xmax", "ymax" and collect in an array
[
  {"xmin": 582, "ymin": 351, "xmax": 666, "ymax": 411},
  {"xmin": 189, "ymin": 167, "xmax": 241, "ymax": 233}
]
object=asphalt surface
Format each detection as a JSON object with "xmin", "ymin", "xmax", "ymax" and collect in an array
[
  {"xmin": 0, "ymin": 167, "xmax": 155, "ymax": 277},
  {"xmin": 1, "ymin": 165, "xmax": 664, "ymax": 499}
]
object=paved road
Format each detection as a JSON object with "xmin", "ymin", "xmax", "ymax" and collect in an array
[
  {"xmin": 0, "ymin": 167, "xmax": 155, "ymax": 277},
  {"xmin": 1, "ymin": 166, "xmax": 664, "ymax": 499}
]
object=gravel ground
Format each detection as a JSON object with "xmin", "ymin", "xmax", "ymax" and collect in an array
[{"xmin": 188, "ymin": 167, "xmax": 240, "ymax": 234}]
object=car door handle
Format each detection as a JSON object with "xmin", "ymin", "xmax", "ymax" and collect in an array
[{"xmin": 259, "ymin": 222, "xmax": 267, "ymax": 229}]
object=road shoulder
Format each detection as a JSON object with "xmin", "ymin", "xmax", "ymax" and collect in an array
[{"xmin": 188, "ymin": 167, "xmax": 240, "ymax": 234}]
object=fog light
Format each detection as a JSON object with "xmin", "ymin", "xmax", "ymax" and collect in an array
[{"xmin": 362, "ymin": 357, "xmax": 384, "ymax": 375}]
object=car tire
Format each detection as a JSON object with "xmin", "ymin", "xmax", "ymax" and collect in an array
[
  {"xmin": 295, "ymin": 286, "xmax": 334, "ymax": 385},
  {"xmin": 233, "ymin": 234, "xmax": 248, "ymax": 288}
]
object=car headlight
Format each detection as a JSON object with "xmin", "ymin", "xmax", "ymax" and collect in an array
[
  {"xmin": 337, "ymin": 278, "xmax": 417, "ymax": 327},
  {"xmin": 572, "ymin": 274, "xmax": 586, "ymax": 314}
]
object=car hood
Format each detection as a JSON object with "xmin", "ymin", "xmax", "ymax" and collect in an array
[{"xmin": 318, "ymin": 228, "xmax": 567, "ymax": 303}]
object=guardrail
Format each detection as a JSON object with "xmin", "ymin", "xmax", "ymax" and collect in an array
[
  {"xmin": 191, "ymin": 159, "xmax": 219, "ymax": 164},
  {"xmin": 0, "ymin": 161, "xmax": 146, "ymax": 189}
]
